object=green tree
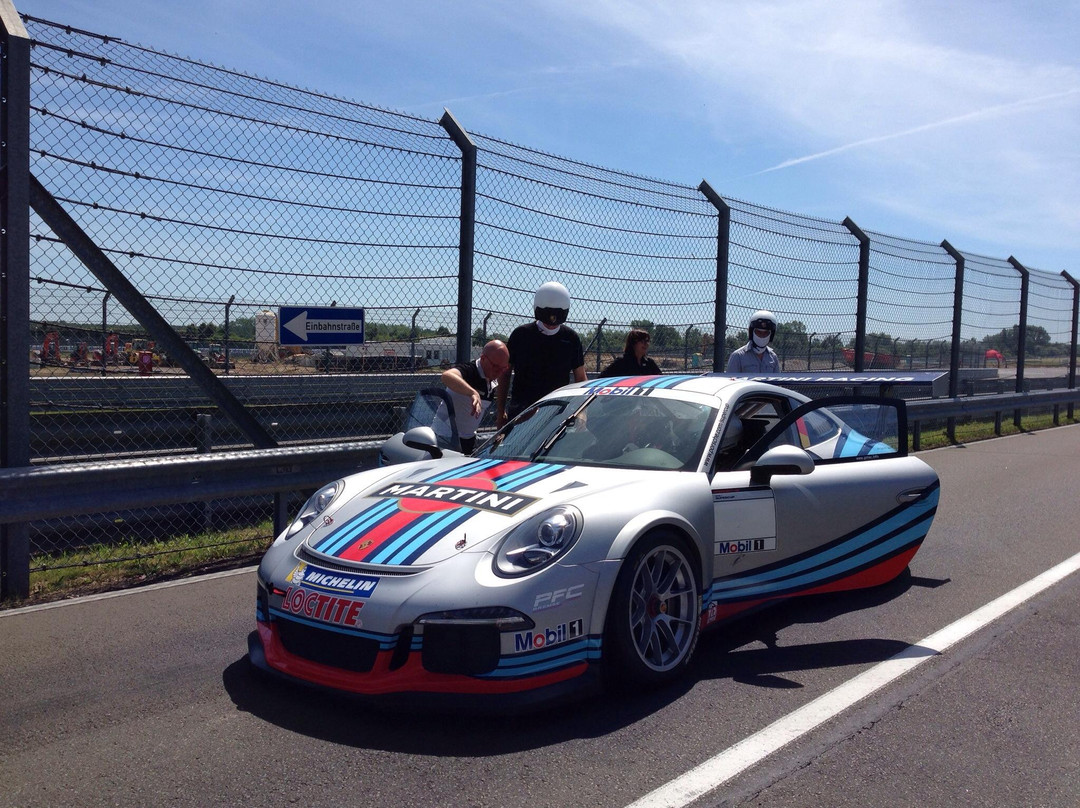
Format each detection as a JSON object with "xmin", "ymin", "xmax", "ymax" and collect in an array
[
  {"xmin": 230, "ymin": 316, "xmax": 256, "ymax": 340},
  {"xmin": 775, "ymin": 320, "xmax": 808, "ymax": 356},
  {"xmin": 651, "ymin": 324, "xmax": 680, "ymax": 350},
  {"xmin": 987, "ymin": 324, "xmax": 1051, "ymax": 357}
]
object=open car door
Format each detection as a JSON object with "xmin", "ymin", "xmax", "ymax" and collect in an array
[
  {"xmin": 708, "ymin": 396, "xmax": 939, "ymax": 613},
  {"xmin": 378, "ymin": 387, "xmax": 461, "ymax": 465}
]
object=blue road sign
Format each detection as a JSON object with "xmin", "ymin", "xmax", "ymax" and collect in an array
[{"xmin": 278, "ymin": 306, "xmax": 365, "ymax": 346}]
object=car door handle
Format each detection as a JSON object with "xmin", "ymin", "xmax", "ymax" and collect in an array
[{"xmin": 896, "ymin": 487, "xmax": 928, "ymax": 504}]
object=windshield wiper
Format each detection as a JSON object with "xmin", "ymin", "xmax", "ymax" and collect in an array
[{"xmin": 529, "ymin": 394, "xmax": 596, "ymax": 462}]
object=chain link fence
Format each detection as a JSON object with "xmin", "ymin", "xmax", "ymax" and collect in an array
[
  {"xmin": 5, "ymin": 12, "xmax": 1078, "ymax": 582},
  {"xmin": 470, "ymin": 134, "xmax": 719, "ymax": 372}
]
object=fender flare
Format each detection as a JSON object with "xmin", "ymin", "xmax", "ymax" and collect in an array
[{"xmin": 587, "ymin": 511, "xmax": 707, "ymax": 642}]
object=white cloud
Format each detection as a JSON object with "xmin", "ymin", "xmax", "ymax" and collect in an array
[{"xmin": 540, "ymin": 0, "xmax": 1080, "ymax": 264}]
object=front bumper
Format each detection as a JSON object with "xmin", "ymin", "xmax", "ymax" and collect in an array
[
  {"xmin": 248, "ymin": 620, "xmax": 603, "ymax": 712},
  {"xmin": 251, "ymin": 568, "xmax": 604, "ymax": 702}
]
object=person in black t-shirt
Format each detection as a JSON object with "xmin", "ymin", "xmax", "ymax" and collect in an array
[
  {"xmin": 600, "ymin": 328, "xmax": 661, "ymax": 377},
  {"xmin": 496, "ymin": 282, "xmax": 586, "ymax": 426},
  {"xmin": 440, "ymin": 339, "xmax": 509, "ymax": 454}
]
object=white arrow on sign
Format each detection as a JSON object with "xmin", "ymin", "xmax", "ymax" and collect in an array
[{"xmin": 282, "ymin": 310, "xmax": 364, "ymax": 342}]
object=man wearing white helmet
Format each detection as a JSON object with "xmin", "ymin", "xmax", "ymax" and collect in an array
[
  {"xmin": 496, "ymin": 281, "xmax": 586, "ymax": 426},
  {"xmin": 726, "ymin": 310, "xmax": 780, "ymax": 373}
]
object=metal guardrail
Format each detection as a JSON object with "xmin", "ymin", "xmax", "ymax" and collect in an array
[
  {"xmin": 0, "ymin": 440, "xmax": 381, "ymax": 528},
  {"xmin": 29, "ymin": 372, "xmax": 444, "ymax": 408},
  {"xmin": 0, "ymin": 386, "xmax": 1077, "ymax": 598},
  {"xmin": 906, "ymin": 387, "xmax": 1079, "ymax": 421},
  {"xmin": 906, "ymin": 387, "xmax": 1079, "ymax": 450}
]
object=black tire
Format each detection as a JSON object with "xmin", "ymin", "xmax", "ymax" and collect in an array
[{"xmin": 604, "ymin": 530, "xmax": 701, "ymax": 687}]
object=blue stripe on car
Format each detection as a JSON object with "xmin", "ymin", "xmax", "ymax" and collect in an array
[
  {"xmin": 705, "ymin": 485, "xmax": 939, "ymax": 605},
  {"xmin": 478, "ymin": 637, "xmax": 604, "ymax": 679}
]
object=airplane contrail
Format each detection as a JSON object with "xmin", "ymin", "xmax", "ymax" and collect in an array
[{"xmin": 755, "ymin": 86, "xmax": 1080, "ymax": 175}]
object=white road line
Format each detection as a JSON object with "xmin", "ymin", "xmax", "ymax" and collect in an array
[
  {"xmin": 626, "ymin": 549, "xmax": 1080, "ymax": 808},
  {"xmin": 0, "ymin": 565, "xmax": 257, "ymax": 618}
]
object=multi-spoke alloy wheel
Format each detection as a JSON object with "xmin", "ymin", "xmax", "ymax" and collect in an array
[{"xmin": 606, "ymin": 531, "xmax": 701, "ymax": 685}]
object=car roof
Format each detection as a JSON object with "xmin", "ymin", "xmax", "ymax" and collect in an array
[{"xmin": 553, "ymin": 374, "xmax": 811, "ymax": 406}]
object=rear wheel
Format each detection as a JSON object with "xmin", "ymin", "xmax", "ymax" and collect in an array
[{"xmin": 605, "ymin": 531, "xmax": 701, "ymax": 687}]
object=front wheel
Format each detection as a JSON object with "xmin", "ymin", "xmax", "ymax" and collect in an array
[{"xmin": 604, "ymin": 531, "xmax": 701, "ymax": 687}]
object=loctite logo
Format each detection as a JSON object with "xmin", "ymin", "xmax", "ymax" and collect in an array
[{"xmin": 280, "ymin": 586, "xmax": 364, "ymax": 628}]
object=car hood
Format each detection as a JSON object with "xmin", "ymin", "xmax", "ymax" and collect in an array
[{"xmin": 300, "ymin": 456, "xmax": 641, "ymax": 568}]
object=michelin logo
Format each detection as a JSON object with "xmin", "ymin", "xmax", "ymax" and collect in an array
[
  {"xmin": 288, "ymin": 563, "xmax": 379, "ymax": 597},
  {"xmin": 715, "ymin": 537, "xmax": 777, "ymax": 555}
]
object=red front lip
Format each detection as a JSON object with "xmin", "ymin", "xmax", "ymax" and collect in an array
[{"xmin": 256, "ymin": 621, "xmax": 587, "ymax": 696}]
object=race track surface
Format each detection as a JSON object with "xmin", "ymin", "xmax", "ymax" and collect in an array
[{"xmin": 2, "ymin": 425, "xmax": 1078, "ymax": 808}]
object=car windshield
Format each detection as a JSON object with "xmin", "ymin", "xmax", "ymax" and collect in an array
[{"xmin": 474, "ymin": 393, "xmax": 718, "ymax": 471}]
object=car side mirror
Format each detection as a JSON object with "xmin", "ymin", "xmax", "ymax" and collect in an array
[
  {"xmin": 403, "ymin": 426, "xmax": 443, "ymax": 459},
  {"xmin": 749, "ymin": 445, "xmax": 814, "ymax": 486}
]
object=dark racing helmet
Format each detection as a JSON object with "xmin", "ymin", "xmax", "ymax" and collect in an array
[{"xmin": 534, "ymin": 281, "xmax": 571, "ymax": 326}]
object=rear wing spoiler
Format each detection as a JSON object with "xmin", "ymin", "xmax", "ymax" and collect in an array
[{"xmin": 722, "ymin": 371, "xmax": 949, "ymax": 397}]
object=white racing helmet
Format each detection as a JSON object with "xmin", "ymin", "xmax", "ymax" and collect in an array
[
  {"xmin": 534, "ymin": 281, "xmax": 571, "ymax": 326},
  {"xmin": 748, "ymin": 310, "xmax": 777, "ymax": 347}
]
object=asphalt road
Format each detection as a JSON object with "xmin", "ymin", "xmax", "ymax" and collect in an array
[{"xmin": 2, "ymin": 426, "xmax": 1078, "ymax": 808}]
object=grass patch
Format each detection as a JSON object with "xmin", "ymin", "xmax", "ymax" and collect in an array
[
  {"xmin": 915, "ymin": 411, "xmax": 1078, "ymax": 450},
  {"xmin": 6, "ymin": 523, "xmax": 274, "ymax": 608}
]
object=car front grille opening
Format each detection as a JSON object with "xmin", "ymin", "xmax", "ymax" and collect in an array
[{"xmin": 276, "ymin": 618, "xmax": 380, "ymax": 673}]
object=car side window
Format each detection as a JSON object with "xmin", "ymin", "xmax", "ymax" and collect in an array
[
  {"xmin": 793, "ymin": 409, "xmax": 842, "ymax": 454},
  {"xmin": 748, "ymin": 397, "xmax": 906, "ymax": 466},
  {"xmin": 714, "ymin": 394, "xmax": 795, "ymax": 471}
]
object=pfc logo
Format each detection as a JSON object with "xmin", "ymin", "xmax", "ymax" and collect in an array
[{"xmin": 533, "ymin": 583, "xmax": 585, "ymax": 612}]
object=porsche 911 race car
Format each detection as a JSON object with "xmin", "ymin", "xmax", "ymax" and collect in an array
[{"xmin": 250, "ymin": 373, "xmax": 940, "ymax": 705}]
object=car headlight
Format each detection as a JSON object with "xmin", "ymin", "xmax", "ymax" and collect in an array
[
  {"xmin": 273, "ymin": 479, "xmax": 344, "ymax": 546},
  {"xmin": 493, "ymin": 505, "xmax": 582, "ymax": 577}
]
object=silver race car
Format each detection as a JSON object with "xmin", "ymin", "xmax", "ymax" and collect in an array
[{"xmin": 250, "ymin": 373, "xmax": 939, "ymax": 704}]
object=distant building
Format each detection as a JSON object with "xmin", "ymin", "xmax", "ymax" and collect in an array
[{"xmin": 342, "ymin": 335, "xmax": 460, "ymax": 369}]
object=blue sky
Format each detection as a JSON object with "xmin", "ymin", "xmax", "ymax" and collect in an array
[{"xmin": 18, "ymin": 0, "xmax": 1080, "ymax": 276}]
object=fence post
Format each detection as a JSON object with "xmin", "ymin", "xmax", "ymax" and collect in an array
[
  {"xmin": 100, "ymin": 292, "xmax": 111, "ymax": 375},
  {"xmin": 224, "ymin": 294, "xmax": 235, "ymax": 375},
  {"xmin": 440, "ymin": 109, "xmax": 477, "ymax": 365},
  {"xmin": 697, "ymin": 181, "xmax": 729, "ymax": 370},
  {"xmin": 1007, "ymin": 257, "xmax": 1030, "ymax": 427},
  {"xmin": 0, "ymin": 1, "xmax": 30, "ymax": 600},
  {"xmin": 841, "ymin": 218, "xmax": 870, "ymax": 372},
  {"xmin": 1063, "ymin": 271, "xmax": 1079, "ymax": 420},
  {"xmin": 941, "ymin": 241, "xmax": 966, "ymax": 442},
  {"xmin": 594, "ymin": 319, "xmax": 606, "ymax": 374}
]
